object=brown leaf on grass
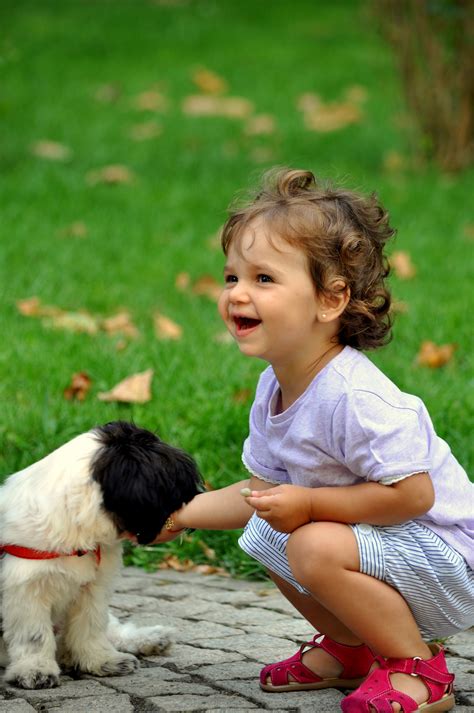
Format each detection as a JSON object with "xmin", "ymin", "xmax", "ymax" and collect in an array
[
  {"xmin": 203, "ymin": 480, "xmax": 214, "ymax": 491},
  {"xmin": 98, "ymin": 369, "xmax": 153, "ymax": 403},
  {"xmin": 416, "ymin": 341, "xmax": 457, "ymax": 368},
  {"xmin": 233, "ymin": 388, "xmax": 252, "ymax": 404},
  {"xmin": 133, "ymin": 89, "xmax": 169, "ymax": 112},
  {"xmin": 175, "ymin": 272, "xmax": 191, "ymax": 291},
  {"xmin": 58, "ymin": 221, "xmax": 88, "ymax": 239},
  {"xmin": 16, "ymin": 297, "xmax": 59, "ymax": 317},
  {"xmin": 154, "ymin": 312, "xmax": 183, "ymax": 340},
  {"xmin": 383, "ymin": 150, "xmax": 406, "ymax": 173},
  {"xmin": 94, "ymin": 83, "xmax": 122, "ymax": 104},
  {"xmin": 129, "ymin": 121, "xmax": 162, "ymax": 141},
  {"xmin": 86, "ymin": 165, "xmax": 136, "ymax": 185},
  {"xmin": 192, "ymin": 68, "xmax": 228, "ymax": 95},
  {"xmin": 157, "ymin": 554, "xmax": 195, "ymax": 571},
  {"xmin": 192, "ymin": 275, "xmax": 222, "ymax": 301},
  {"xmin": 102, "ymin": 311, "xmax": 140, "ymax": 339},
  {"xmin": 17, "ymin": 298, "xmax": 99, "ymax": 333},
  {"xmin": 182, "ymin": 95, "xmax": 254, "ymax": 119},
  {"xmin": 390, "ymin": 251, "xmax": 417, "ymax": 279},
  {"xmin": 17, "ymin": 298, "xmax": 140, "ymax": 339},
  {"xmin": 64, "ymin": 372, "xmax": 92, "ymax": 401},
  {"xmin": 344, "ymin": 85, "xmax": 369, "ymax": 104},
  {"xmin": 47, "ymin": 311, "xmax": 100, "ymax": 334},
  {"xmin": 244, "ymin": 114, "xmax": 276, "ymax": 136},
  {"xmin": 463, "ymin": 224, "xmax": 474, "ymax": 241},
  {"xmin": 198, "ymin": 540, "xmax": 216, "ymax": 560},
  {"xmin": 31, "ymin": 140, "xmax": 72, "ymax": 161},
  {"xmin": 297, "ymin": 92, "xmax": 362, "ymax": 132}
]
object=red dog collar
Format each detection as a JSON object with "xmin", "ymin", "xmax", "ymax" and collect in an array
[{"xmin": 0, "ymin": 544, "xmax": 101, "ymax": 565}]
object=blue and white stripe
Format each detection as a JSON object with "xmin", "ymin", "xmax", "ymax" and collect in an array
[{"xmin": 239, "ymin": 514, "xmax": 474, "ymax": 640}]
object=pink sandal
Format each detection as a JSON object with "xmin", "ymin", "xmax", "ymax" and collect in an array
[
  {"xmin": 341, "ymin": 643, "xmax": 455, "ymax": 712},
  {"xmin": 260, "ymin": 634, "xmax": 376, "ymax": 692}
]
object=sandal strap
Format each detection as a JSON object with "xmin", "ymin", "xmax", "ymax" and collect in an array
[
  {"xmin": 317, "ymin": 635, "xmax": 376, "ymax": 679},
  {"xmin": 383, "ymin": 655, "xmax": 454, "ymax": 685}
]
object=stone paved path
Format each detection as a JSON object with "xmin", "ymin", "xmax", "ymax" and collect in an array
[{"xmin": 1, "ymin": 567, "xmax": 473, "ymax": 712}]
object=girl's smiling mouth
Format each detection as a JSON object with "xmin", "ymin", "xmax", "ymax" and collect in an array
[{"xmin": 234, "ymin": 315, "xmax": 262, "ymax": 334}]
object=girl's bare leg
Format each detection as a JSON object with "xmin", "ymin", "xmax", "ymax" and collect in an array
[
  {"xmin": 285, "ymin": 521, "xmax": 435, "ymax": 711},
  {"xmin": 268, "ymin": 570, "xmax": 364, "ymax": 680}
]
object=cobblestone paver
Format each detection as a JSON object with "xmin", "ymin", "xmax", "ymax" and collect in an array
[{"xmin": 1, "ymin": 568, "xmax": 473, "ymax": 711}]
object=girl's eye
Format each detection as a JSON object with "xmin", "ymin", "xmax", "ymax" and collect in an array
[
  {"xmin": 257, "ymin": 274, "xmax": 273, "ymax": 283},
  {"xmin": 224, "ymin": 274, "xmax": 238, "ymax": 284}
]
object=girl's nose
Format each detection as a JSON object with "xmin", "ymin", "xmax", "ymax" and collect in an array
[{"xmin": 228, "ymin": 280, "xmax": 250, "ymax": 303}]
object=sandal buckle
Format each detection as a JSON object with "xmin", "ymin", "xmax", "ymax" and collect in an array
[{"xmin": 410, "ymin": 656, "xmax": 421, "ymax": 676}]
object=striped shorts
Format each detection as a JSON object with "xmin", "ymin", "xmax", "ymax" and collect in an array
[{"xmin": 239, "ymin": 513, "xmax": 474, "ymax": 640}]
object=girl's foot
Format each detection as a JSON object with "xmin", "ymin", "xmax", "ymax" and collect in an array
[
  {"xmin": 260, "ymin": 635, "xmax": 376, "ymax": 691},
  {"xmin": 341, "ymin": 643, "xmax": 455, "ymax": 712}
]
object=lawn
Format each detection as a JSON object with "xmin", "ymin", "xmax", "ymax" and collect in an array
[{"xmin": 1, "ymin": 0, "xmax": 472, "ymax": 578}]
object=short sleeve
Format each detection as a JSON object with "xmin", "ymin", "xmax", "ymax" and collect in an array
[
  {"xmin": 241, "ymin": 373, "xmax": 290, "ymax": 485},
  {"xmin": 331, "ymin": 389, "xmax": 432, "ymax": 482}
]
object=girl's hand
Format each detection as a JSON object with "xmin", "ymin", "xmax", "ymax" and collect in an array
[{"xmin": 245, "ymin": 484, "xmax": 312, "ymax": 533}]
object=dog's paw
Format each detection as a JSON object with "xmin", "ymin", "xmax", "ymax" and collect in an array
[
  {"xmin": 132, "ymin": 626, "xmax": 173, "ymax": 656},
  {"xmin": 5, "ymin": 662, "xmax": 60, "ymax": 690},
  {"xmin": 108, "ymin": 621, "xmax": 174, "ymax": 656},
  {"xmin": 86, "ymin": 652, "xmax": 139, "ymax": 677}
]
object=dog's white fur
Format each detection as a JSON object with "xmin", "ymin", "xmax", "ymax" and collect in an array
[{"xmin": 0, "ymin": 432, "xmax": 172, "ymax": 689}]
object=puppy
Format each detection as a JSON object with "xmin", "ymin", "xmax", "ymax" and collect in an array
[{"xmin": 0, "ymin": 421, "xmax": 202, "ymax": 689}]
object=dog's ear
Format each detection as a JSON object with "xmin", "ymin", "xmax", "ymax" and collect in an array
[{"xmin": 91, "ymin": 421, "xmax": 202, "ymax": 544}]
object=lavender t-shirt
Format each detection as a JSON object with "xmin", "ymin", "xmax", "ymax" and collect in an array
[{"xmin": 242, "ymin": 346, "xmax": 473, "ymax": 568}]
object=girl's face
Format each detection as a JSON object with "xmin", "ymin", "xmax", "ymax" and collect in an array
[{"xmin": 218, "ymin": 223, "xmax": 326, "ymax": 369}]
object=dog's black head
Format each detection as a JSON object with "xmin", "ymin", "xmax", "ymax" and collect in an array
[{"xmin": 91, "ymin": 421, "xmax": 202, "ymax": 544}]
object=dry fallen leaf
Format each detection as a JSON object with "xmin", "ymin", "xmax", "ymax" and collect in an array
[
  {"xmin": 297, "ymin": 92, "xmax": 362, "ymax": 132},
  {"xmin": 383, "ymin": 150, "xmax": 406, "ymax": 173},
  {"xmin": 102, "ymin": 311, "xmax": 140, "ymax": 339},
  {"xmin": 98, "ymin": 369, "xmax": 153, "ymax": 403},
  {"xmin": 94, "ymin": 83, "xmax": 122, "ymax": 104},
  {"xmin": 175, "ymin": 272, "xmax": 191, "ymax": 291},
  {"xmin": 58, "ymin": 221, "xmax": 88, "ymax": 239},
  {"xmin": 16, "ymin": 297, "xmax": 58, "ymax": 317},
  {"xmin": 192, "ymin": 275, "xmax": 222, "ymax": 301},
  {"xmin": 133, "ymin": 89, "xmax": 168, "ymax": 112},
  {"xmin": 46, "ymin": 311, "xmax": 100, "ymax": 334},
  {"xmin": 154, "ymin": 312, "xmax": 183, "ymax": 340},
  {"xmin": 86, "ymin": 164, "xmax": 135, "ymax": 185},
  {"xmin": 192, "ymin": 68, "xmax": 228, "ymax": 95},
  {"xmin": 344, "ymin": 85, "xmax": 369, "ymax": 104},
  {"xmin": 182, "ymin": 95, "xmax": 253, "ymax": 118},
  {"xmin": 390, "ymin": 251, "xmax": 417, "ymax": 280},
  {"xmin": 244, "ymin": 114, "xmax": 276, "ymax": 136},
  {"xmin": 233, "ymin": 388, "xmax": 252, "ymax": 404},
  {"xmin": 64, "ymin": 372, "xmax": 92, "ymax": 401},
  {"xmin": 31, "ymin": 140, "xmax": 72, "ymax": 161},
  {"xmin": 417, "ymin": 341, "xmax": 457, "ymax": 368},
  {"xmin": 129, "ymin": 121, "xmax": 162, "ymax": 141}
]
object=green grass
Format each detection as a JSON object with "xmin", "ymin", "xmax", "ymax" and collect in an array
[{"xmin": 1, "ymin": 0, "xmax": 473, "ymax": 578}]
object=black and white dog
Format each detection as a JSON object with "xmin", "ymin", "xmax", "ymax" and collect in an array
[{"xmin": 0, "ymin": 421, "xmax": 202, "ymax": 689}]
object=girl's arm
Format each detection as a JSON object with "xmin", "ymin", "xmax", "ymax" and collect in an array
[
  {"xmin": 245, "ymin": 472, "xmax": 435, "ymax": 533},
  {"xmin": 153, "ymin": 475, "xmax": 274, "ymax": 543}
]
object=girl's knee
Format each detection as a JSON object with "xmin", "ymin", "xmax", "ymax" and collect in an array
[{"xmin": 287, "ymin": 522, "xmax": 359, "ymax": 582}]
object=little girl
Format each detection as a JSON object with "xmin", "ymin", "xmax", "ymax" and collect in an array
[{"xmin": 159, "ymin": 169, "xmax": 473, "ymax": 712}]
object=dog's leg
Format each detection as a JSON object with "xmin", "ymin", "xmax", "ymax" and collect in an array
[
  {"xmin": 107, "ymin": 612, "xmax": 173, "ymax": 657},
  {"xmin": 61, "ymin": 552, "xmax": 139, "ymax": 677},
  {"xmin": 3, "ymin": 582, "xmax": 60, "ymax": 689}
]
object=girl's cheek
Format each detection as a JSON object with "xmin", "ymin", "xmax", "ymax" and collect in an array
[{"xmin": 217, "ymin": 292, "xmax": 229, "ymax": 321}]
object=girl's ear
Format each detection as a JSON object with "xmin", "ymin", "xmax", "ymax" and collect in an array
[{"xmin": 317, "ymin": 280, "xmax": 350, "ymax": 322}]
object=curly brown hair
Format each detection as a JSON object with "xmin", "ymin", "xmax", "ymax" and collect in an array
[{"xmin": 221, "ymin": 168, "xmax": 396, "ymax": 351}]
